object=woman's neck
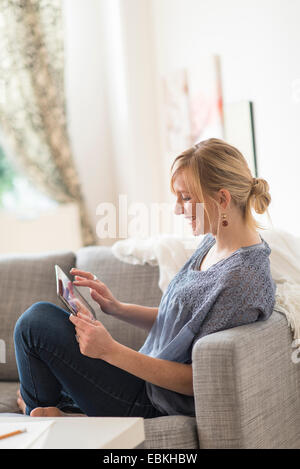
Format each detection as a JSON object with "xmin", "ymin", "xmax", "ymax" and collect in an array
[{"xmin": 210, "ymin": 219, "xmax": 261, "ymax": 256}]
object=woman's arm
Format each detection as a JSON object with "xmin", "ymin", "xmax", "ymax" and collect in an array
[
  {"xmin": 69, "ymin": 312, "xmax": 193, "ymax": 396},
  {"xmin": 113, "ymin": 303, "xmax": 158, "ymax": 331},
  {"xmin": 106, "ymin": 341, "xmax": 194, "ymax": 396},
  {"xmin": 70, "ymin": 269, "xmax": 158, "ymax": 331}
]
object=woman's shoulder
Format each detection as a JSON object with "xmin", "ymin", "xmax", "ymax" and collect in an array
[
  {"xmin": 213, "ymin": 242, "xmax": 276, "ymax": 318},
  {"xmin": 223, "ymin": 238, "xmax": 275, "ymax": 294},
  {"xmin": 235, "ymin": 236, "xmax": 272, "ymax": 274}
]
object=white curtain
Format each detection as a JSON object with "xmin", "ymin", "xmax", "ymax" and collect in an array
[{"xmin": 63, "ymin": 0, "xmax": 170, "ymax": 245}]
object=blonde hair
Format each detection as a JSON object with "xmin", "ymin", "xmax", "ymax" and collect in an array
[{"xmin": 170, "ymin": 138, "xmax": 271, "ymax": 231}]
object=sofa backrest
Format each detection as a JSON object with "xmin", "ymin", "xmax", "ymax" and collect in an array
[
  {"xmin": 75, "ymin": 246, "xmax": 163, "ymax": 351},
  {"xmin": 0, "ymin": 246, "xmax": 162, "ymax": 381},
  {"xmin": 0, "ymin": 250, "xmax": 76, "ymax": 381},
  {"xmin": 0, "ymin": 245, "xmax": 162, "ymax": 382}
]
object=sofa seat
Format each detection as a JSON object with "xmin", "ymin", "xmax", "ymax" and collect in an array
[
  {"xmin": 0, "ymin": 381, "xmax": 199, "ymax": 449},
  {"xmin": 142, "ymin": 415, "xmax": 198, "ymax": 449},
  {"xmin": 0, "ymin": 381, "xmax": 21, "ymax": 414}
]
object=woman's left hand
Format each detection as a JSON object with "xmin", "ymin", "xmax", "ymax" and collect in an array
[{"xmin": 69, "ymin": 300, "xmax": 116, "ymax": 360}]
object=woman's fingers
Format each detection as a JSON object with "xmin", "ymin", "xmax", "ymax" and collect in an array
[
  {"xmin": 72, "ymin": 298, "xmax": 91, "ymax": 317},
  {"xmin": 69, "ymin": 312, "xmax": 99, "ymax": 331},
  {"xmin": 77, "ymin": 312, "xmax": 95, "ymax": 323},
  {"xmin": 89, "ymin": 289, "xmax": 105, "ymax": 304},
  {"xmin": 70, "ymin": 268, "xmax": 95, "ymax": 280},
  {"xmin": 69, "ymin": 314, "xmax": 90, "ymax": 331},
  {"xmin": 72, "ymin": 278, "xmax": 103, "ymax": 291},
  {"xmin": 74, "ymin": 275, "xmax": 101, "ymax": 285}
]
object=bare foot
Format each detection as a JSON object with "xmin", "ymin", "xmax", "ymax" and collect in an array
[
  {"xmin": 30, "ymin": 407, "xmax": 66, "ymax": 417},
  {"xmin": 17, "ymin": 390, "xmax": 62, "ymax": 417},
  {"xmin": 17, "ymin": 389, "xmax": 26, "ymax": 414},
  {"xmin": 17, "ymin": 389, "xmax": 86, "ymax": 417},
  {"xmin": 30, "ymin": 407, "xmax": 86, "ymax": 417}
]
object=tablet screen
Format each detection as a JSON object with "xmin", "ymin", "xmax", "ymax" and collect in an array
[{"xmin": 55, "ymin": 264, "xmax": 96, "ymax": 318}]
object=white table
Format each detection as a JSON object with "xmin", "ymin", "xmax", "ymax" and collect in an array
[{"xmin": 0, "ymin": 416, "xmax": 145, "ymax": 449}]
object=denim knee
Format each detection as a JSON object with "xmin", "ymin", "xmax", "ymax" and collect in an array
[{"xmin": 14, "ymin": 301, "xmax": 68, "ymax": 346}]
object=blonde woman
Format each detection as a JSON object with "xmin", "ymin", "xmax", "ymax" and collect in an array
[{"xmin": 14, "ymin": 138, "xmax": 276, "ymax": 418}]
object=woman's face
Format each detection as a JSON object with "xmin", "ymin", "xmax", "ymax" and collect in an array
[{"xmin": 173, "ymin": 171, "xmax": 216, "ymax": 236}]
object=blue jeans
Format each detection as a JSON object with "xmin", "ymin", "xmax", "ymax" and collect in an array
[{"xmin": 13, "ymin": 301, "xmax": 166, "ymax": 418}]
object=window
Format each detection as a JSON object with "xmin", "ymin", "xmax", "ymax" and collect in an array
[
  {"xmin": 0, "ymin": 145, "xmax": 14, "ymax": 207},
  {"xmin": 0, "ymin": 145, "xmax": 57, "ymax": 218}
]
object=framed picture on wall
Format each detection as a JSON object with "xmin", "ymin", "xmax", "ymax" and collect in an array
[
  {"xmin": 162, "ymin": 56, "xmax": 224, "ymax": 156},
  {"xmin": 223, "ymin": 100, "xmax": 258, "ymax": 177}
]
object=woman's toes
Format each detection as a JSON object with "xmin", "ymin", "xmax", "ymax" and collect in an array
[
  {"xmin": 30, "ymin": 407, "xmax": 46, "ymax": 417},
  {"xmin": 16, "ymin": 389, "xmax": 26, "ymax": 414},
  {"xmin": 30, "ymin": 407, "xmax": 65, "ymax": 417}
]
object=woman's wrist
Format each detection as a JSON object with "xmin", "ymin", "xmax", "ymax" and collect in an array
[
  {"xmin": 103, "ymin": 337, "xmax": 121, "ymax": 364},
  {"xmin": 112, "ymin": 303, "xmax": 158, "ymax": 331},
  {"xmin": 110, "ymin": 300, "xmax": 125, "ymax": 317}
]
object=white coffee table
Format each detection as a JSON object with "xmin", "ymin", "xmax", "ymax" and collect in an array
[{"xmin": 0, "ymin": 416, "xmax": 145, "ymax": 449}]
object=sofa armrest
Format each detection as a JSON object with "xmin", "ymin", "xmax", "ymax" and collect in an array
[{"xmin": 192, "ymin": 311, "xmax": 300, "ymax": 449}]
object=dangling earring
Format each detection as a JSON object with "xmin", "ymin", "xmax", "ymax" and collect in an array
[{"xmin": 221, "ymin": 213, "xmax": 228, "ymax": 227}]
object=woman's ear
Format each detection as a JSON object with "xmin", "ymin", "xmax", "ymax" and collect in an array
[{"xmin": 218, "ymin": 189, "xmax": 231, "ymax": 209}]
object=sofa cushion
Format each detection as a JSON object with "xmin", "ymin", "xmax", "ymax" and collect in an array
[
  {"xmin": 0, "ymin": 381, "xmax": 21, "ymax": 413},
  {"xmin": 0, "ymin": 400, "xmax": 199, "ymax": 450},
  {"xmin": 0, "ymin": 250, "xmax": 76, "ymax": 381},
  {"xmin": 141, "ymin": 415, "xmax": 199, "ymax": 449},
  {"xmin": 76, "ymin": 246, "xmax": 163, "ymax": 351}
]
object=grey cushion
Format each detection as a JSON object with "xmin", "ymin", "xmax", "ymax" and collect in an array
[
  {"xmin": 0, "ymin": 250, "xmax": 76, "ymax": 380},
  {"xmin": 0, "ymin": 385, "xmax": 199, "ymax": 449},
  {"xmin": 141, "ymin": 415, "xmax": 199, "ymax": 449},
  {"xmin": 0, "ymin": 381, "xmax": 21, "ymax": 413},
  {"xmin": 76, "ymin": 246, "xmax": 163, "ymax": 351},
  {"xmin": 192, "ymin": 310, "xmax": 300, "ymax": 449}
]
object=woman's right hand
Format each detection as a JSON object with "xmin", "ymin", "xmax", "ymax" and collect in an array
[{"xmin": 69, "ymin": 268, "xmax": 122, "ymax": 316}]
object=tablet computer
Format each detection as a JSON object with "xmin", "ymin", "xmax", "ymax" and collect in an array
[{"xmin": 55, "ymin": 264, "xmax": 96, "ymax": 318}]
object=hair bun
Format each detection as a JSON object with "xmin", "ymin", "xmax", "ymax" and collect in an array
[{"xmin": 250, "ymin": 177, "xmax": 271, "ymax": 214}]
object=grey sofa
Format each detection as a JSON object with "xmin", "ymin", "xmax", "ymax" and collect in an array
[{"xmin": 0, "ymin": 245, "xmax": 299, "ymax": 449}]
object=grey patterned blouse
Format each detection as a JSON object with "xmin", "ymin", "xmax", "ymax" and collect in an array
[{"xmin": 139, "ymin": 233, "xmax": 276, "ymax": 417}]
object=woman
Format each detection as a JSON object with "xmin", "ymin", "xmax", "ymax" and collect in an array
[{"xmin": 14, "ymin": 138, "xmax": 276, "ymax": 418}]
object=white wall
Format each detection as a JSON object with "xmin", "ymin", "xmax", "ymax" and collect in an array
[
  {"xmin": 0, "ymin": 204, "xmax": 82, "ymax": 254},
  {"xmin": 63, "ymin": 0, "xmax": 300, "ymax": 241},
  {"xmin": 150, "ymin": 0, "xmax": 300, "ymax": 236},
  {"xmin": 100, "ymin": 0, "xmax": 163, "ymax": 204}
]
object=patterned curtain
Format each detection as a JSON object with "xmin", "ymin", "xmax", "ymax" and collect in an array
[{"xmin": 0, "ymin": 0, "xmax": 96, "ymax": 246}]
